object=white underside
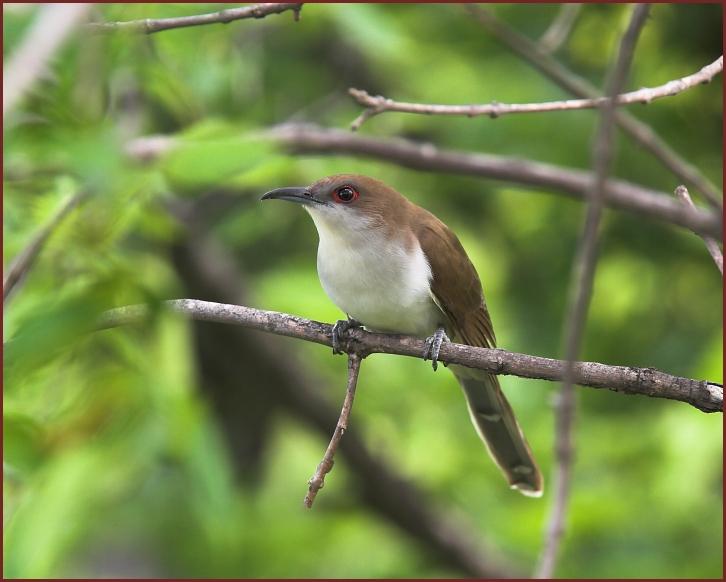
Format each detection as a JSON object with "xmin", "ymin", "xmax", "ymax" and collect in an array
[{"xmin": 309, "ymin": 207, "xmax": 442, "ymax": 337}]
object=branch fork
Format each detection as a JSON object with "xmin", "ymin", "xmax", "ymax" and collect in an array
[{"xmin": 348, "ymin": 56, "xmax": 723, "ymax": 130}]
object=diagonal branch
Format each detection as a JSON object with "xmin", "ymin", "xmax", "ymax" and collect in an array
[
  {"xmin": 465, "ymin": 5, "xmax": 723, "ymax": 211},
  {"xmin": 3, "ymin": 3, "xmax": 91, "ymax": 120},
  {"xmin": 4, "ymin": 191, "xmax": 86, "ymax": 305},
  {"xmin": 304, "ymin": 352, "xmax": 362, "ymax": 508},
  {"xmin": 98, "ymin": 299, "xmax": 723, "ymax": 413},
  {"xmin": 674, "ymin": 186, "xmax": 723, "ymax": 276},
  {"xmin": 86, "ymin": 3, "xmax": 302, "ymax": 34},
  {"xmin": 348, "ymin": 56, "xmax": 722, "ymax": 129},
  {"xmin": 537, "ymin": 5, "xmax": 651, "ymax": 579},
  {"xmin": 258, "ymin": 124, "xmax": 721, "ymax": 238},
  {"xmin": 538, "ymin": 3, "xmax": 582, "ymax": 55}
]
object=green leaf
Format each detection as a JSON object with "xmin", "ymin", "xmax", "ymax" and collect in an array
[
  {"xmin": 3, "ymin": 412, "xmax": 46, "ymax": 474},
  {"xmin": 161, "ymin": 124, "xmax": 275, "ymax": 191}
]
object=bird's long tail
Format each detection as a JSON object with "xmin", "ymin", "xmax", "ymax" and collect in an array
[{"xmin": 452, "ymin": 366, "xmax": 543, "ymax": 496}]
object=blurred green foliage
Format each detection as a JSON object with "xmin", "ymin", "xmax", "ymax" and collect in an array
[{"xmin": 3, "ymin": 3, "xmax": 722, "ymax": 578}]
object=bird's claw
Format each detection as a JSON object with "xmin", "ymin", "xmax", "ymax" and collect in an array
[
  {"xmin": 332, "ymin": 317, "xmax": 361, "ymax": 354},
  {"xmin": 423, "ymin": 326, "xmax": 449, "ymax": 371}
]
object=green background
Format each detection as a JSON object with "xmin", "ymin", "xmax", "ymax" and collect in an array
[{"xmin": 3, "ymin": 3, "xmax": 722, "ymax": 578}]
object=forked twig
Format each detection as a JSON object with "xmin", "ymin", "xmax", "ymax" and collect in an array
[
  {"xmin": 674, "ymin": 186, "xmax": 723, "ymax": 276},
  {"xmin": 304, "ymin": 352, "xmax": 363, "ymax": 508},
  {"xmin": 348, "ymin": 57, "xmax": 722, "ymax": 128},
  {"xmin": 100, "ymin": 299, "xmax": 723, "ymax": 413},
  {"xmin": 465, "ymin": 4, "xmax": 723, "ymax": 211}
]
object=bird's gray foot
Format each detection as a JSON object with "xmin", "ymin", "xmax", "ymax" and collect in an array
[
  {"xmin": 332, "ymin": 317, "xmax": 361, "ymax": 354},
  {"xmin": 423, "ymin": 326, "xmax": 449, "ymax": 371}
]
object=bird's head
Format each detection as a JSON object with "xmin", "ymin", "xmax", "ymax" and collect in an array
[{"xmin": 261, "ymin": 173, "xmax": 409, "ymax": 235}]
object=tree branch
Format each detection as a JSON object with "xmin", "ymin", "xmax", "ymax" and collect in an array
[
  {"xmin": 537, "ymin": 5, "xmax": 650, "ymax": 578},
  {"xmin": 538, "ymin": 3, "xmax": 582, "ymax": 55},
  {"xmin": 256, "ymin": 124, "xmax": 721, "ymax": 238},
  {"xmin": 125, "ymin": 125, "xmax": 721, "ymax": 237},
  {"xmin": 464, "ymin": 5, "xmax": 723, "ymax": 211},
  {"xmin": 86, "ymin": 3, "xmax": 302, "ymax": 34},
  {"xmin": 99, "ymin": 299, "xmax": 723, "ymax": 413},
  {"xmin": 674, "ymin": 186, "xmax": 723, "ymax": 276},
  {"xmin": 4, "ymin": 191, "xmax": 86, "ymax": 305},
  {"xmin": 348, "ymin": 56, "xmax": 722, "ymax": 129},
  {"xmin": 304, "ymin": 352, "xmax": 362, "ymax": 508}
]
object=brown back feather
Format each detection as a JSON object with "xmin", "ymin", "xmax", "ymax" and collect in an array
[{"xmin": 413, "ymin": 208, "xmax": 496, "ymax": 348}]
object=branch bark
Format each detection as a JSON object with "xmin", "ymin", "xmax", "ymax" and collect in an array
[
  {"xmin": 538, "ymin": 4, "xmax": 582, "ymax": 54},
  {"xmin": 99, "ymin": 299, "xmax": 723, "ymax": 414},
  {"xmin": 465, "ymin": 5, "xmax": 723, "ymax": 211},
  {"xmin": 537, "ymin": 5, "xmax": 650, "ymax": 578},
  {"xmin": 674, "ymin": 186, "xmax": 723, "ymax": 276},
  {"xmin": 304, "ymin": 353, "xmax": 362, "ymax": 508},
  {"xmin": 258, "ymin": 124, "xmax": 721, "ymax": 238},
  {"xmin": 86, "ymin": 3, "xmax": 302, "ymax": 34},
  {"xmin": 4, "ymin": 191, "xmax": 86, "ymax": 305},
  {"xmin": 348, "ymin": 56, "xmax": 722, "ymax": 129}
]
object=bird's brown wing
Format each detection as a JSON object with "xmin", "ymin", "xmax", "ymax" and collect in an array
[
  {"xmin": 415, "ymin": 218, "xmax": 495, "ymax": 348},
  {"xmin": 416, "ymin": 213, "xmax": 543, "ymax": 496}
]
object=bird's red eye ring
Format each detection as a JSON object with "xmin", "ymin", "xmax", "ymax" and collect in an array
[{"xmin": 333, "ymin": 186, "xmax": 359, "ymax": 203}]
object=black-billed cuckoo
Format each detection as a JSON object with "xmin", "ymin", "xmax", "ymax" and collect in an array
[{"xmin": 262, "ymin": 174, "xmax": 542, "ymax": 496}]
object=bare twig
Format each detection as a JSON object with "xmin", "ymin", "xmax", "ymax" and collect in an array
[
  {"xmin": 674, "ymin": 186, "xmax": 723, "ymax": 276},
  {"xmin": 304, "ymin": 353, "xmax": 362, "ymax": 508},
  {"xmin": 348, "ymin": 56, "xmax": 722, "ymax": 128},
  {"xmin": 538, "ymin": 4, "xmax": 582, "ymax": 54},
  {"xmin": 465, "ymin": 5, "xmax": 723, "ymax": 211},
  {"xmin": 86, "ymin": 3, "xmax": 302, "ymax": 34},
  {"xmin": 537, "ymin": 6, "xmax": 651, "ymax": 579},
  {"xmin": 3, "ymin": 3, "xmax": 91, "ymax": 119},
  {"xmin": 125, "ymin": 126, "xmax": 721, "ymax": 238},
  {"xmin": 99, "ymin": 299, "xmax": 723, "ymax": 413},
  {"xmin": 4, "ymin": 191, "xmax": 86, "ymax": 305}
]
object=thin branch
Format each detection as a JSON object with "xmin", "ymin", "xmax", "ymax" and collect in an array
[
  {"xmin": 538, "ymin": 4, "xmax": 582, "ymax": 54},
  {"xmin": 99, "ymin": 299, "xmax": 723, "ymax": 413},
  {"xmin": 3, "ymin": 3, "xmax": 91, "ymax": 120},
  {"xmin": 537, "ymin": 6, "xmax": 650, "ymax": 579},
  {"xmin": 4, "ymin": 191, "xmax": 86, "ymax": 305},
  {"xmin": 465, "ymin": 5, "xmax": 723, "ymax": 211},
  {"xmin": 125, "ymin": 126, "xmax": 722, "ymax": 238},
  {"xmin": 86, "ymin": 3, "xmax": 302, "ymax": 34},
  {"xmin": 348, "ymin": 56, "xmax": 722, "ymax": 128},
  {"xmin": 304, "ymin": 353, "xmax": 362, "ymax": 508},
  {"xmin": 273, "ymin": 124, "xmax": 722, "ymax": 238},
  {"xmin": 674, "ymin": 186, "xmax": 723, "ymax": 275}
]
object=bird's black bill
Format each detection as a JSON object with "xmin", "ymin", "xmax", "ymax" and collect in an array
[{"xmin": 261, "ymin": 187, "xmax": 321, "ymax": 205}]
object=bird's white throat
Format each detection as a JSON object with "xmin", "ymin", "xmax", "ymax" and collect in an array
[{"xmin": 306, "ymin": 206, "xmax": 442, "ymax": 336}]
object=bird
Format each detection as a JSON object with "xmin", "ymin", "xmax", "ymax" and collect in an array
[{"xmin": 262, "ymin": 174, "xmax": 542, "ymax": 496}]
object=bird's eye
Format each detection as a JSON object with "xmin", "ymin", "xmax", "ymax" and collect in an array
[{"xmin": 333, "ymin": 186, "xmax": 359, "ymax": 203}]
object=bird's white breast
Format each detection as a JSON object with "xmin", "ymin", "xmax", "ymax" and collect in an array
[{"xmin": 310, "ymin": 211, "xmax": 442, "ymax": 337}]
